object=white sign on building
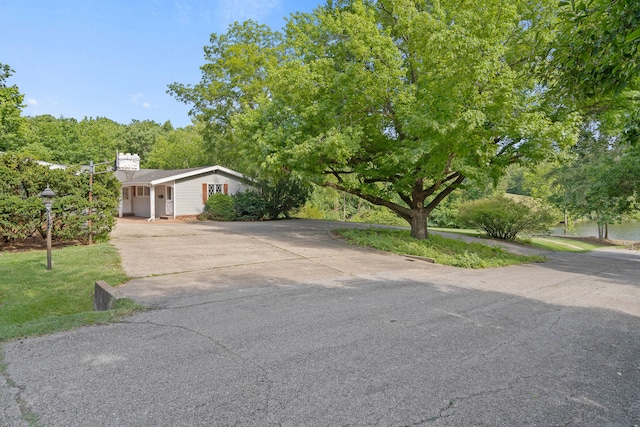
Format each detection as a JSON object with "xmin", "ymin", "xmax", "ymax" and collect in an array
[{"xmin": 116, "ymin": 152, "xmax": 140, "ymax": 171}]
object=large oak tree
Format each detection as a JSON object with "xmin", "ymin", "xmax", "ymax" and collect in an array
[{"xmin": 171, "ymin": 0, "xmax": 578, "ymax": 238}]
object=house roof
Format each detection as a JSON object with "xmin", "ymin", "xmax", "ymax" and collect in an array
[{"xmin": 115, "ymin": 165, "xmax": 245, "ymax": 186}]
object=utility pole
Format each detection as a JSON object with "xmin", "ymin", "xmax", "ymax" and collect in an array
[
  {"xmin": 86, "ymin": 160, "xmax": 113, "ymax": 245},
  {"xmin": 89, "ymin": 161, "xmax": 93, "ymax": 245}
]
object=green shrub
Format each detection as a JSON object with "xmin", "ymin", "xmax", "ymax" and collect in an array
[
  {"xmin": 203, "ymin": 193, "xmax": 236, "ymax": 221},
  {"xmin": 295, "ymin": 204, "xmax": 325, "ymax": 219},
  {"xmin": 233, "ymin": 190, "xmax": 265, "ymax": 221},
  {"xmin": 0, "ymin": 153, "xmax": 120, "ymax": 244},
  {"xmin": 349, "ymin": 207, "xmax": 406, "ymax": 226},
  {"xmin": 0, "ymin": 196, "xmax": 43, "ymax": 242},
  {"xmin": 259, "ymin": 177, "xmax": 310, "ymax": 220},
  {"xmin": 458, "ymin": 196, "xmax": 556, "ymax": 241}
]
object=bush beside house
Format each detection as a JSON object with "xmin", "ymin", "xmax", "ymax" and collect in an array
[{"xmin": 201, "ymin": 176, "xmax": 310, "ymax": 222}]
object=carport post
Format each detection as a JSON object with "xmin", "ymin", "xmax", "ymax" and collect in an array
[{"xmin": 149, "ymin": 185, "xmax": 155, "ymax": 221}]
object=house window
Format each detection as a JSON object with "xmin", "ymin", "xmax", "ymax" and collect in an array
[
  {"xmin": 202, "ymin": 183, "xmax": 229, "ymax": 203},
  {"xmin": 123, "ymin": 187, "xmax": 130, "ymax": 200},
  {"xmin": 136, "ymin": 186, "xmax": 150, "ymax": 197},
  {"xmin": 207, "ymin": 184, "xmax": 224, "ymax": 198}
]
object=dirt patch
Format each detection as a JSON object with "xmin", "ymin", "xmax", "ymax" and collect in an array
[{"xmin": 0, "ymin": 237, "xmax": 82, "ymax": 253}]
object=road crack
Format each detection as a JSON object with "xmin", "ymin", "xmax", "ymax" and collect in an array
[
  {"xmin": 1, "ymin": 349, "xmax": 41, "ymax": 427},
  {"xmin": 121, "ymin": 320, "xmax": 275, "ymax": 419}
]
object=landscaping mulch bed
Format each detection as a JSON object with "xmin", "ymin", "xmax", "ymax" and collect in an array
[{"xmin": 0, "ymin": 237, "xmax": 82, "ymax": 253}]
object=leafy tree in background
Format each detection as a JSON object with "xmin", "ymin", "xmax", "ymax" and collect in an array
[
  {"xmin": 551, "ymin": 0, "xmax": 640, "ymax": 102},
  {"xmin": 20, "ymin": 115, "xmax": 76, "ymax": 162},
  {"xmin": 123, "ymin": 120, "xmax": 171, "ymax": 164},
  {"xmin": 172, "ymin": 0, "xmax": 578, "ymax": 239},
  {"xmin": 146, "ymin": 125, "xmax": 211, "ymax": 169},
  {"xmin": 0, "ymin": 63, "xmax": 27, "ymax": 152},
  {"xmin": 546, "ymin": 124, "xmax": 638, "ymax": 238},
  {"xmin": 168, "ymin": 21, "xmax": 282, "ymax": 175}
]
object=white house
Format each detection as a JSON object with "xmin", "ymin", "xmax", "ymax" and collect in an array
[{"xmin": 114, "ymin": 165, "xmax": 248, "ymax": 220}]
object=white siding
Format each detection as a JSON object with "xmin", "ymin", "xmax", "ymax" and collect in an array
[
  {"xmin": 174, "ymin": 171, "xmax": 247, "ymax": 216},
  {"xmin": 132, "ymin": 189, "xmax": 151, "ymax": 218}
]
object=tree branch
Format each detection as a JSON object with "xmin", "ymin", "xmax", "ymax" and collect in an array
[
  {"xmin": 425, "ymin": 174, "xmax": 466, "ymax": 212},
  {"xmin": 323, "ymin": 182, "xmax": 412, "ymax": 219}
]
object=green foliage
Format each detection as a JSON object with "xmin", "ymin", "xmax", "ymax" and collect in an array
[
  {"xmin": 0, "ymin": 244, "xmax": 132, "ymax": 342},
  {"xmin": 349, "ymin": 208, "xmax": 406, "ymax": 227},
  {"xmin": 0, "ymin": 63, "xmax": 27, "ymax": 152},
  {"xmin": 203, "ymin": 193, "xmax": 237, "ymax": 221},
  {"xmin": 458, "ymin": 196, "xmax": 557, "ymax": 241},
  {"xmin": 11, "ymin": 112, "xmax": 176, "ymax": 166},
  {"xmin": 232, "ymin": 190, "xmax": 265, "ymax": 220},
  {"xmin": 145, "ymin": 125, "xmax": 210, "ymax": 169},
  {"xmin": 335, "ymin": 228, "xmax": 544, "ymax": 268},
  {"xmin": 0, "ymin": 196, "xmax": 42, "ymax": 242},
  {"xmin": 173, "ymin": 0, "xmax": 578, "ymax": 239},
  {"xmin": 552, "ymin": 0, "xmax": 640, "ymax": 100},
  {"xmin": 258, "ymin": 176, "xmax": 311, "ymax": 220},
  {"xmin": 168, "ymin": 20, "xmax": 283, "ymax": 175},
  {"xmin": 0, "ymin": 153, "xmax": 120, "ymax": 243},
  {"xmin": 232, "ymin": 176, "xmax": 311, "ymax": 220},
  {"xmin": 545, "ymin": 123, "xmax": 639, "ymax": 238},
  {"xmin": 296, "ymin": 204, "xmax": 325, "ymax": 220},
  {"xmin": 123, "ymin": 119, "xmax": 168, "ymax": 164},
  {"xmin": 19, "ymin": 115, "xmax": 125, "ymax": 164}
]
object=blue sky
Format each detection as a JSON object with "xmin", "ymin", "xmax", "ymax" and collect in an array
[{"xmin": 1, "ymin": 0, "xmax": 323, "ymax": 128}]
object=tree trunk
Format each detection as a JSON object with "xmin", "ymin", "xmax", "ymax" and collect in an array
[
  {"xmin": 409, "ymin": 208, "xmax": 429, "ymax": 239},
  {"xmin": 604, "ymin": 223, "xmax": 609, "ymax": 240}
]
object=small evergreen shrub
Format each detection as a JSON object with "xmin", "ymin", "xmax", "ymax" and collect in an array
[
  {"xmin": 203, "ymin": 193, "xmax": 236, "ymax": 221},
  {"xmin": 0, "ymin": 153, "xmax": 119, "ymax": 244},
  {"xmin": 233, "ymin": 190, "xmax": 265, "ymax": 221},
  {"xmin": 458, "ymin": 196, "xmax": 556, "ymax": 240}
]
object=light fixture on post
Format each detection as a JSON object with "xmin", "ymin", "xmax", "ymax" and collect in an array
[{"xmin": 40, "ymin": 186, "xmax": 56, "ymax": 270}]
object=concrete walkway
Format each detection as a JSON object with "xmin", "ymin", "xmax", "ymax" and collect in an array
[{"xmin": 2, "ymin": 218, "xmax": 639, "ymax": 426}]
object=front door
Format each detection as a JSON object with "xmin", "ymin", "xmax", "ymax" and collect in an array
[
  {"xmin": 122, "ymin": 187, "xmax": 132, "ymax": 215},
  {"xmin": 165, "ymin": 186, "xmax": 174, "ymax": 217}
]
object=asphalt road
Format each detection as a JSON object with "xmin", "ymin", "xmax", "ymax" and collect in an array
[{"xmin": 2, "ymin": 219, "xmax": 639, "ymax": 426}]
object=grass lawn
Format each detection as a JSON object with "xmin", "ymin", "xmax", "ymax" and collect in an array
[
  {"xmin": 335, "ymin": 228, "xmax": 545, "ymax": 268},
  {"xmin": 526, "ymin": 236, "xmax": 613, "ymax": 252},
  {"xmin": 0, "ymin": 244, "xmax": 136, "ymax": 342},
  {"xmin": 430, "ymin": 227, "xmax": 614, "ymax": 252}
]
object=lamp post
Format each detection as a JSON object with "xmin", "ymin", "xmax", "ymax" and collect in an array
[{"xmin": 40, "ymin": 186, "xmax": 55, "ymax": 270}]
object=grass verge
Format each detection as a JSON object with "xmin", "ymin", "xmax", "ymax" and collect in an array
[
  {"xmin": 335, "ymin": 228, "xmax": 545, "ymax": 268},
  {"xmin": 431, "ymin": 227, "xmax": 615, "ymax": 253},
  {"xmin": 525, "ymin": 236, "xmax": 610, "ymax": 252},
  {"xmin": 0, "ymin": 244, "xmax": 138, "ymax": 342}
]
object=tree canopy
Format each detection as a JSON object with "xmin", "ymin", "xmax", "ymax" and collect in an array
[
  {"xmin": 171, "ymin": 0, "xmax": 579, "ymax": 238},
  {"xmin": 0, "ymin": 63, "xmax": 27, "ymax": 152},
  {"xmin": 551, "ymin": 0, "xmax": 640, "ymax": 101}
]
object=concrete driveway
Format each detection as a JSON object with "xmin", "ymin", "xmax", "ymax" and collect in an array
[{"xmin": 2, "ymin": 218, "xmax": 639, "ymax": 426}]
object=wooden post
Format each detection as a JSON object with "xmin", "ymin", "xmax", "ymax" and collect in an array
[{"xmin": 88, "ymin": 161, "xmax": 93, "ymax": 245}]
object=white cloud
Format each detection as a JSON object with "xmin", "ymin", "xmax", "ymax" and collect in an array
[
  {"xmin": 142, "ymin": 102, "xmax": 152, "ymax": 108},
  {"xmin": 130, "ymin": 92, "xmax": 144, "ymax": 102},
  {"xmin": 28, "ymin": 98, "xmax": 38, "ymax": 106}
]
